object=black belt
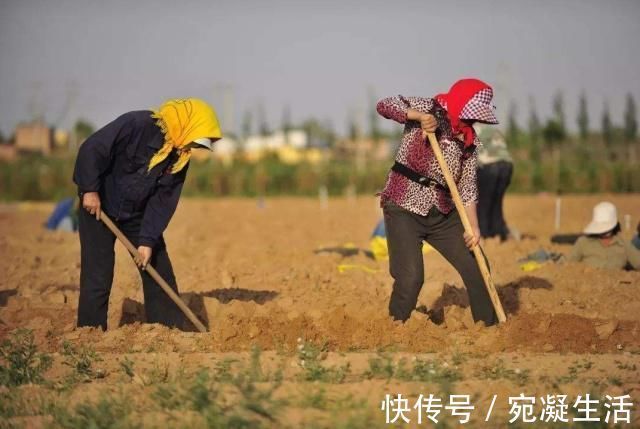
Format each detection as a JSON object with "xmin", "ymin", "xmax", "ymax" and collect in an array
[{"xmin": 391, "ymin": 162, "xmax": 449, "ymax": 193}]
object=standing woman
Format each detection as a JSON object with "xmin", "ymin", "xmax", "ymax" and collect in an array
[
  {"xmin": 377, "ymin": 79, "xmax": 498, "ymax": 326},
  {"xmin": 73, "ymin": 98, "xmax": 221, "ymax": 330}
]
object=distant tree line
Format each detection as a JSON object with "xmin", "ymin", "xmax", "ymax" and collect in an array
[
  {"xmin": 0, "ymin": 92, "xmax": 638, "ymax": 200},
  {"xmin": 504, "ymin": 92, "xmax": 637, "ymax": 162}
]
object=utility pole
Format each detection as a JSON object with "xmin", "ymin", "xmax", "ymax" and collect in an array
[
  {"xmin": 223, "ymin": 84, "xmax": 234, "ymax": 136},
  {"xmin": 28, "ymin": 81, "xmax": 44, "ymax": 122}
]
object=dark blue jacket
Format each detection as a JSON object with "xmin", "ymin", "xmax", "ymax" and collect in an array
[{"xmin": 73, "ymin": 110, "xmax": 188, "ymax": 247}]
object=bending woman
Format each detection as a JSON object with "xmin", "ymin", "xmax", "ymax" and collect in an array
[
  {"xmin": 377, "ymin": 78, "xmax": 498, "ymax": 327},
  {"xmin": 73, "ymin": 98, "xmax": 221, "ymax": 330}
]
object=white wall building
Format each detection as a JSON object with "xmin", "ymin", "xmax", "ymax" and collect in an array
[
  {"xmin": 212, "ymin": 136, "xmax": 238, "ymax": 158},
  {"xmin": 244, "ymin": 130, "xmax": 307, "ymax": 152}
]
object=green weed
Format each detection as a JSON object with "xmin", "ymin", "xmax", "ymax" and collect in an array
[
  {"xmin": 299, "ymin": 387, "xmax": 329, "ymax": 410},
  {"xmin": 614, "ymin": 360, "xmax": 637, "ymax": 371},
  {"xmin": 152, "ymin": 347, "xmax": 285, "ymax": 428},
  {"xmin": 50, "ymin": 395, "xmax": 135, "ymax": 429},
  {"xmin": 61, "ymin": 341, "xmax": 104, "ymax": 383},
  {"xmin": 364, "ymin": 353, "xmax": 402, "ymax": 381},
  {"xmin": 475, "ymin": 359, "xmax": 529, "ymax": 386},
  {"xmin": 553, "ymin": 359, "xmax": 594, "ymax": 386},
  {"xmin": 297, "ymin": 338, "xmax": 350, "ymax": 383},
  {"xmin": 0, "ymin": 329, "xmax": 52, "ymax": 387}
]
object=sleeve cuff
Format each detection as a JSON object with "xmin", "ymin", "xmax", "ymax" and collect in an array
[
  {"xmin": 77, "ymin": 187, "xmax": 99, "ymax": 197},
  {"xmin": 138, "ymin": 236, "xmax": 157, "ymax": 248}
]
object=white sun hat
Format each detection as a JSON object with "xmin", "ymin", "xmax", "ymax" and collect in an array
[{"xmin": 583, "ymin": 202, "xmax": 618, "ymax": 235}]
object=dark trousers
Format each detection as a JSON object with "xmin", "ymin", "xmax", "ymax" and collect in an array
[
  {"xmin": 77, "ymin": 207, "xmax": 183, "ymax": 330},
  {"xmin": 477, "ymin": 161, "xmax": 513, "ymax": 241},
  {"xmin": 383, "ymin": 201, "xmax": 497, "ymax": 326}
]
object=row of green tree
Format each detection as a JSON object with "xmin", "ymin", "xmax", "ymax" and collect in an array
[
  {"xmin": 237, "ymin": 92, "xmax": 638, "ymax": 154},
  {"xmin": 505, "ymin": 92, "xmax": 637, "ymax": 151},
  {"xmin": 2, "ymin": 92, "xmax": 634, "ymax": 153},
  {"xmin": 1, "ymin": 154, "xmax": 639, "ymax": 202}
]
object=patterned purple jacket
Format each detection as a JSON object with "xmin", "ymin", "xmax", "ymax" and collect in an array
[{"xmin": 377, "ymin": 95, "xmax": 479, "ymax": 216}]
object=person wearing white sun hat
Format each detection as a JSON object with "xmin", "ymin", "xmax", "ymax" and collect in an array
[{"xmin": 568, "ymin": 202, "xmax": 640, "ymax": 270}]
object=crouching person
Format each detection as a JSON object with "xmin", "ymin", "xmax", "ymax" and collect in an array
[
  {"xmin": 569, "ymin": 202, "xmax": 640, "ymax": 271},
  {"xmin": 73, "ymin": 98, "xmax": 221, "ymax": 330}
]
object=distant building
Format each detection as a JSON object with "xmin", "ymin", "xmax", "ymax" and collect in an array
[
  {"xmin": 189, "ymin": 129, "xmax": 321, "ymax": 164},
  {"xmin": 334, "ymin": 137, "xmax": 392, "ymax": 164},
  {"xmin": 274, "ymin": 146, "xmax": 327, "ymax": 165},
  {"xmin": 0, "ymin": 144, "xmax": 17, "ymax": 161},
  {"xmin": 212, "ymin": 136, "xmax": 238, "ymax": 164},
  {"xmin": 190, "ymin": 135, "xmax": 239, "ymax": 166},
  {"xmin": 14, "ymin": 121, "xmax": 53, "ymax": 155},
  {"xmin": 244, "ymin": 130, "xmax": 307, "ymax": 153}
]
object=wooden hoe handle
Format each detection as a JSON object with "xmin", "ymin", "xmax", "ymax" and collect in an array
[
  {"xmin": 100, "ymin": 213, "xmax": 208, "ymax": 332},
  {"xmin": 425, "ymin": 132, "xmax": 507, "ymax": 323}
]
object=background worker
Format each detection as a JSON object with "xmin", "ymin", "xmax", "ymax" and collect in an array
[
  {"xmin": 476, "ymin": 128, "xmax": 514, "ymax": 241},
  {"xmin": 569, "ymin": 202, "xmax": 640, "ymax": 270},
  {"xmin": 73, "ymin": 98, "xmax": 221, "ymax": 330}
]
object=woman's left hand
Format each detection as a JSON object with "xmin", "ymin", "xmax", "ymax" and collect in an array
[
  {"xmin": 463, "ymin": 228, "xmax": 480, "ymax": 250},
  {"xmin": 135, "ymin": 246, "xmax": 153, "ymax": 269}
]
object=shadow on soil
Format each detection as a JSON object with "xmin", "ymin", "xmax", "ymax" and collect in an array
[
  {"xmin": 119, "ymin": 288, "xmax": 279, "ymax": 332},
  {"xmin": 0, "ymin": 289, "xmax": 17, "ymax": 307},
  {"xmin": 416, "ymin": 275, "xmax": 553, "ymax": 325}
]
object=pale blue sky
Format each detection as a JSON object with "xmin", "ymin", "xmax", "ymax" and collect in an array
[{"xmin": 1, "ymin": 0, "xmax": 639, "ymax": 136}]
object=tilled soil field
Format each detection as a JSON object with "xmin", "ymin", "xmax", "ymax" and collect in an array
[{"xmin": 1, "ymin": 195, "xmax": 639, "ymax": 428}]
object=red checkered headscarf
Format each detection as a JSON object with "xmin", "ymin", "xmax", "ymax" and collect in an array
[{"xmin": 434, "ymin": 78, "xmax": 498, "ymax": 148}]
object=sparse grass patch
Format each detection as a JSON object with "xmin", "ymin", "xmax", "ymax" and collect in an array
[
  {"xmin": 553, "ymin": 359, "xmax": 593, "ymax": 386},
  {"xmin": 50, "ymin": 394, "xmax": 135, "ymax": 429},
  {"xmin": 607, "ymin": 376, "xmax": 623, "ymax": 387},
  {"xmin": 151, "ymin": 346, "xmax": 285, "ymax": 428},
  {"xmin": 231, "ymin": 346, "xmax": 285, "ymax": 423},
  {"xmin": 451, "ymin": 350, "xmax": 468, "ymax": 367},
  {"xmin": 297, "ymin": 338, "xmax": 350, "ymax": 383},
  {"xmin": 1, "ymin": 389, "xmax": 35, "ymax": 419},
  {"xmin": 403, "ymin": 357, "xmax": 462, "ymax": 385},
  {"xmin": 0, "ymin": 329, "xmax": 52, "ymax": 387},
  {"xmin": 614, "ymin": 360, "xmax": 637, "ymax": 371},
  {"xmin": 145, "ymin": 363, "xmax": 170, "ymax": 385},
  {"xmin": 1, "ymin": 388, "xmax": 59, "ymax": 428},
  {"xmin": 306, "ymin": 404, "xmax": 389, "ymax": 429},
  {"xmin": 364, "ymin": 354, "xmax": 461, "ymax": 394},
  {"xmin": 2, "ymin": 341, "xmax": 621, "ymax": 428},
  {"xmin": 299, "ymin": 387, "xmax": 329, "ymax": 410},
  {"xmin": 118, "ymin": 355, "xmax": 170, "ymax": 386},
  {"xmin": 119, "ymin": 356, "xmax": 135, "ymax": 379},
  {"xmin": 475, "ymin": 359, "xmax": 529, "ymax": 386},
  {"xmin": 364, "ymin": 353, "xmax": 402, "ymax": 380},
  {"xmin": 212, "ymin": 357, "xmax": 237, "ymax": 383},
  {"xmin": 61, "ymin": 341, "xmax": 104, "ymax": 385}
]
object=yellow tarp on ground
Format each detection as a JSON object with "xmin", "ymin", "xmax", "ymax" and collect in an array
[
  {"xmin": 520, "ymin": 260, "xmax": 545, "ymax": 272},
  {"xmin": 369, "ymin": 237, "xmax": 433, "ymax": 261},
  {"xmin": 337, "ymin": 264, "xmax": 380, "ymax": 274}
]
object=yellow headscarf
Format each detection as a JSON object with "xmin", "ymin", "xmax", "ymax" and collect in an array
[{"xmin": 149, "ymin": 98, "xmax": 222, "ymax": 173}]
